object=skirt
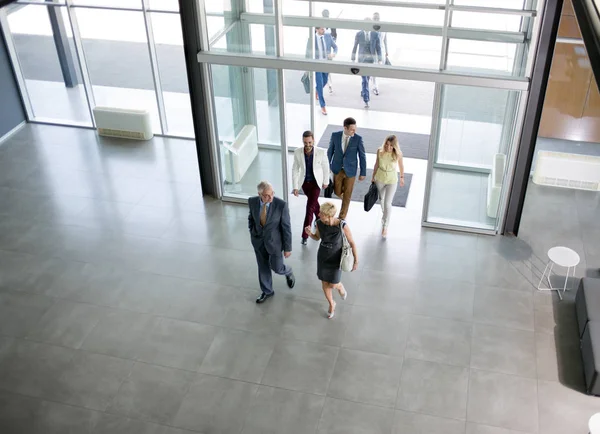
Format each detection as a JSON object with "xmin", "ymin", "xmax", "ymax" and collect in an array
[{"xmin": 317, "ymin": 243, "xmax": 342, "ymax": 284}]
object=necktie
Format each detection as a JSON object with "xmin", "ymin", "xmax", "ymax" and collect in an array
[
  {"xmin": 343, "ymin": 135, "xmax": 349, "ymax": 153},
  {"xmin": 365, "ymin": 31, "xmax": 370, "ymax": 44},
  {"xmin": 320, "ymin": 36, "xmax": 326, "ymax": 59},
  {"xmin": 260, "ymin": 203, "xmax": 267, "ymax": 227}
]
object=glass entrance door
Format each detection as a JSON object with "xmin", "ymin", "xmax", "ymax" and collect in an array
[
  {"xmin": 424, "ymin": 84, "xmax": 523, "ymax": 231},
  {"xmin": 198, "ymin": 0, "xmax": 541, "ymax": 234}
]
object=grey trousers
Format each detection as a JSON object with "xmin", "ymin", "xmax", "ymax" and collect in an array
[
  {"xmin": 376, "ymin": 181, "xmax": 398, "ymax": 228},
  {"xmin": 254, "ymin": 243, "xmax": 292, "ymax": 295}
]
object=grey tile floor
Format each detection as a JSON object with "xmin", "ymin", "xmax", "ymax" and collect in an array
[{"xmin": 0, "ymin": 124, "xmax": 599, "ymax": 434}]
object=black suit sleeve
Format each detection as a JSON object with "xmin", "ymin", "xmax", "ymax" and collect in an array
[
  {"xmin": 248, "ymin": 198, "xmax": 255, "ymax": 232},
  {"xmin": 281, "ymin": 201, "xmax": 292, "ymax": 253}
]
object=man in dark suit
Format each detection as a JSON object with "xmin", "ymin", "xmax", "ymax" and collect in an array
[
  {"xmin": 327, "ymin": 117, "xmax": 367, "ymax": 219},
  {"xmin": 351, "ymin": 18, "xmax": 382, "ymax": 109},
  {"xmin": 306, "ymin": 27, "xmax": 338, "ymax": 115},
  {"xmin": 248, "ymin": 181, "xmax": 295, "ymax": 303},
  {"xmin": 322, "ymin": 9, "xmax": 337, "ymax": 94}
]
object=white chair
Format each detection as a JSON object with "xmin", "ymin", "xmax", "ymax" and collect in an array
[
  {"xmin": 486, "ymin": 153, "xmax": 507, "ymax": 218},
  {"xmin": 223, "ymin": 125, "xmax": 259, "ymax": 184}
]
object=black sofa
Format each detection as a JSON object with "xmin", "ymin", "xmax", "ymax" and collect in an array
[{"xmin": 575, "ymin": 277, "xmax": 600, "ymax": 395}]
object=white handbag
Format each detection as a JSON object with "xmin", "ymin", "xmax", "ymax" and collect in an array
[{"xmin": 339, "ymin": 221, "xmax": 354, "ymax": 272}]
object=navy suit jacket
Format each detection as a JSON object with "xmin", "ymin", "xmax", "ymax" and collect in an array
[
  {"xmin": 351, "ymin": 30, "xmax": 382, "ymax": 63},
  {"xmin": 306, "ymin": 33, "xmax": 338, "ymax": 59},
  {"xmin": 248, "ymin": 196, "xmax": 292, "ymax": 255},
  {"xmin": 327, "ymin": 131, "xmax": 367, "ymax": 178}
]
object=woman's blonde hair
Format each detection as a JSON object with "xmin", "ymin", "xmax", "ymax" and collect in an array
[
  {"xmin": 379, "ymin": 134, "xmax": 402, "ymax": 161},
  {"xmin": 319, "ymin": 202, "xmax": 337, "ymax": 218}
]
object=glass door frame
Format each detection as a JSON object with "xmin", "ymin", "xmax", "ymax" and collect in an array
[{"xmin": 196, "ymin": 0, "xmax": 544, "ymax": 234}]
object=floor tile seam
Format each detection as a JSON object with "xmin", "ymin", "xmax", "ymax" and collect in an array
[
  {"xmin": 18, "ymin": 288, "xmax": 343, "ymax": 343},
  {"xmin": 0, "ymin": 185, "xmax": 56, "ymax": 201},
  {"xmin": 267, "ymin": 327, "xmax": 355, "ymax": 351},
  {"xmin": 470, "ymin": 318, "xmax": 535, "ymax": 334},
  {"xmin": 574, "ymin": 203, "xmax": 590, "ymax": 268},
  {"xmin": 469, "ymin": 365, "xmax": 541, "ymax": 382},
  {"xmin": 0, "ymin": 389, "xmax": 119, "ymax": 428},
  {"xmin": 83, "ymin": 325, "xmax": 225, "ymax": 374},
  {"xmin": 21, "ymin": 298, "xmax": 103, "ymax": 348},
  {"xmin": 0, "ymin": 295, "xmax": 60, "ymax": 341},
  {"xmin": 236, "ymin": 382, "xmax": 265, "ymax": 434},
  {"xmin": 400, "ymin": 355, "xmax": 485, "ymax": 375},
  {"xmin": 532, "ymin": 296, "xmax": 542, "ymax": 434},
  {"xmin": 321, "ymin": 392, "xmax": 402, "ymax": 413},
  {"xmin": 394, "ymin": 355, "xmax": 409, "ymax": 413},
  {"xmin": 394, "ymin": 408, "xmax": 469, "ymax": 425},
  {"xmin": 470, "ymin": 321, "xmax": 537, "ymax": 337},
  {"xmin": 409, "ymin": 312, "xmax": 475, "ymax": 327}
]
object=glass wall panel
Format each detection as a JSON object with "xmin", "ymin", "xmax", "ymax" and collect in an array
[
  {"xmin": 446, "ymin": 8, "xmax": 529, "ymax": 77},
  {"xmin": 284, "ymin": 69, "xmax": 310, "ymax": 151},
  {"xmin": 426, "ymin": 85, "xmax": 521, "ymax": 230},
  {"xmin": 151, "ymin": 13, "xmax": 193, "ymax": 137},
  {"xmin": 284, "ymin": 1, "xmax": 446, "ymax": 25},
  {"xmin": 283, "ymin": 25, "xmax": 441, "ymax": 69},
  {"xmin": 453, "ymin": 0, "xmax": 526, "ymax": 9},
  {"xmin": 75, "ymin": 8, "xmax": 161, "ymax": 134},
  {"xmin": 210, "ymin": 21, "xmax": 275, "ymax": 56},
  {"xmin": 204, "ymin": 0, "xmax": 235, "ymax": 40},
  {"xmin": 450, "ymin": 11, "xmax": 523, "ymax": 32},
  {"xmin": 212, "ymin": 65, "xmax": 283, "ymax": 198},
  {"xmin": 5, "ymin": 4, "xmax": 92, "ymax": 125},
  {"xmin": 148, "ymin": 0, "xmax": 179, "ymax": 11},
  {"xmin": 247, "ymin": 0, "xmax": 274, "ymax": 14},
  {"xmin": 446, "ymin": 39, "xmax": 518, "ymax": 76},
  {"xmin": 72, "ymin": 0, "xmax": 142, "ymax": 8}
]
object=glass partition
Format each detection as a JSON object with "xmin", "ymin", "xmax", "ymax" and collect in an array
[
  {"xmin": 4, "ymin": 4, "xmax": 92, "ymax": 125},
  {"xmin": 2, "ymin": 0, "xmax": 195, "ymax": 138},
  {"xmin": 212, "ymin": 65, "xmax": 284, "ymax": 198},
  {"xmin": 75, "ymin": 8, "xmax": 161, "ymax": 135},
  {"xmin": 426, "ymin": 84, "xmax": 522, "ymax": 230}
]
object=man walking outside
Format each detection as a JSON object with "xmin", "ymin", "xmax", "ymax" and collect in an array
[
  {"xmin": 322, "ymin": 9, "xmax": 337, "ymax": 94},
  {"xmin": 292, "ymin": 131, "xmax": 330, "ymax": 245},
  {"xmin": 306, "ymin": 27, "xmax": 338, "ymax": 115},
  {"xmin": 248, "ymin": 181, "xmax": 295, "ymax": 304},
  {"xmin": 327, "ymin": 117, "xmax": 367, "ymax": 219},
  {"xmin": 351, "ymin": 18, "xmax": 382, "ymax": 109},
  {"xmin": 371, "ymin": 11, "xmax": 388, "ymax": 95}
]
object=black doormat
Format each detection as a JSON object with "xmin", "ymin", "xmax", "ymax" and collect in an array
[
  {"xmin": 316, "ymin": 125, "xmax": 430, "ymax": 160},
  {"xmin": 299, "ymin": 170, "xmax": 412, "ymax": 208}
]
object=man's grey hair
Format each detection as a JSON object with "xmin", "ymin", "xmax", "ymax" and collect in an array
[{"xmin": 257, "ymin": 181, "xmax": 273, "ymax": 194}]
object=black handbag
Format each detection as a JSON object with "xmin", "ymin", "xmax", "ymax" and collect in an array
[
  {"xmin": 364, "ymin": 182, "xmax": 378, "ymax": 212},
  {"xmin": 324, "ymin": 176, "xmax": 334, "ymax": 198},
  {"xmin": 301, "ymin": 72, "xmax": 310, "ymax": 94},
  {"xmin": 385, "ymin": 57, "xmax": 392, "ymax": 66}
]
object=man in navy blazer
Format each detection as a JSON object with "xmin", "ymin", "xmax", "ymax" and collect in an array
[
  {"xmin": 327, "ymin": 117, "xmax": 367, "ymax": 219},
  {"xmin": 306, "ymin": 27, "xmax": 337, "ymax": 115},
  {"xmin": 248, "ymin": 181, "xmax": 295, "ymax": 304},
  {"xmin": 351, "ymin": 18, "xmax": 382, "ymax": 108}
]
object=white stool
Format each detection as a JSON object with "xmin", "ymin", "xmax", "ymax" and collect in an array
[
  {"xmin": 537, "ymin": 246, "xmax": 580, "ymax": 301},
  {"xmin": 590, "ymin": 413, "xmax": 600, "ymax": 434}
]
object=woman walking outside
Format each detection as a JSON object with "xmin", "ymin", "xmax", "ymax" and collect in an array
[
  {"xmin": 305, "ymin": 202, "xmax": 358, "ymax": 319},
  {"xmin": 371, "ymin": 134, "xmax": 405, "ymax": 238}
]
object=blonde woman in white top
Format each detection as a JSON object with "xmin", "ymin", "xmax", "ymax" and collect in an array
[{"xmin": 371, "ymin": 135, "xmax": 405, "ymax": 238}]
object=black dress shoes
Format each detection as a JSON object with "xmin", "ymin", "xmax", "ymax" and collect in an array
[
  {"xmin": 301, "ymin": 238, "xmax": 307, "ymax": 245},
  {"xmin": 256, "ymin": 292, "xmax": 273, "ymax": 304},
  {"xmin": 286, "ymin": 273, "xmax": 295, "ymax": 289}
]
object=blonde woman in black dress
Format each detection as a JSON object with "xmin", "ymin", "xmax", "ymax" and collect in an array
[{"xmin": 305, "ymin": 202, "xmax": 358, "ymax": 319}]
